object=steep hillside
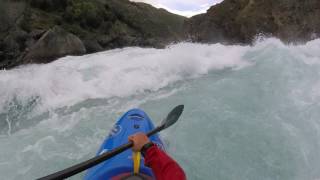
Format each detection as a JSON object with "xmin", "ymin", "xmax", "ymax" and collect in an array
[
  {"xmin": 0, "ymin": 0, "xmax": 186, "ymax": 69},
  {"xmin": 185, "ymin": 0, "xmax": 320, "ymax": 44}
]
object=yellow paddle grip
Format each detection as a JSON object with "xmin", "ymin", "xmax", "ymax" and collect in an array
[{"xmin": 133, "ymin": 151, "xmax": 141, "ymax": 174}]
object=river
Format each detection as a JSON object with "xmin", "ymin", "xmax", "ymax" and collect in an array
[{"xmin": 0, "ymin": 39, "xmax": 319, "ymax": 180}]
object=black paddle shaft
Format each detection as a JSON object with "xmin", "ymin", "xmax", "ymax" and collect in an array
[
  {"xmin": 38, "ymin": 124, "xmax": 165, "ymax": 180},
  {"xmin": 37, "ymin": 142, "xmax": 133, "ymax": 180}
]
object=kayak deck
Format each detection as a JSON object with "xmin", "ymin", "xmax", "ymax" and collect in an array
[{"xmin": 84, "ymin": 109, "xmax": 165, "ymax": 180}]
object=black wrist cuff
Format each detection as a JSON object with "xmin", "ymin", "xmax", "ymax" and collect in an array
[{"xmin": 141, "ymin": 142, "xmax": 154, "ymax": 157}]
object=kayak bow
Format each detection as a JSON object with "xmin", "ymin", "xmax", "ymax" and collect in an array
[{"xmin": 84, "ymin": 109, "xmax": 165, "ymax": 180}]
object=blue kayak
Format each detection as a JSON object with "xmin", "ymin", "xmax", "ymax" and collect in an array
[{"xmin": 84, "ymin": 109, "xmax": 165, "ymax": 180}]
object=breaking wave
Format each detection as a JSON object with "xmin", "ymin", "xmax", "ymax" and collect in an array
[{"xmin": 0, "ymin": 38, "xmax": 320, "ymax": 179}]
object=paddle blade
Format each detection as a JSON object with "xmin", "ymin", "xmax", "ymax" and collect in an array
[{"xmin": 162, "ymin": 105, "xmax": 184, "ymax": 129}]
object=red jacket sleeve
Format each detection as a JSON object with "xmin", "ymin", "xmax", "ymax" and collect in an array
[{"xmin": 144, "ymin": 145, "xmax": 186, "ymax": 180}]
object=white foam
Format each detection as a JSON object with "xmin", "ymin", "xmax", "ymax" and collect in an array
[
  {"xmin": 1, "ymin": 39, "xmax": 320, "ymax": 180},
  {"xmin": 0, "ymin": 43, "xmax": 251, "ymax": 113}
]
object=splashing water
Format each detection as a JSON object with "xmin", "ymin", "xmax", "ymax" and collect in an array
[{"xmin": 0, "ymin": 39, "xmax": 320, "ymax": 180}]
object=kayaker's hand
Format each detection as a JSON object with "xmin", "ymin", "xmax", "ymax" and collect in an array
[{"xmin": 129, "ymin": 133, "xmax": 150, "ymax": 152}]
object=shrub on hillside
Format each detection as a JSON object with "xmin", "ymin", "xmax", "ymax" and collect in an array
[
  {"xmin": 30, "ymin": 0, "xmax": 67, "ymax": 11},
  {"xmin": 64, "ymin": 0, "xmax": 103, "ymax": 28}
]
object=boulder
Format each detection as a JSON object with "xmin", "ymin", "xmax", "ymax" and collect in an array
[
  {"xmin": 83, "ymin": 38, "xmax": 103, "ymax": 53},
  {"xmin": 23, "ymin": 26, "xmax": 86, "ymax": 64}
]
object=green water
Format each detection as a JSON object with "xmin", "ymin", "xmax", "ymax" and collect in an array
[{"xmin": 0, "ymin": 39, "xmax": 319, "ymax": 179}]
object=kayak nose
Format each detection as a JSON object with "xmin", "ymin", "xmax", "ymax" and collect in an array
[
  {"xmin": 126, "ymin": 109, "xmax": 147, "ymax": 120},
  {"xmin": 129, "ymin": 114, "xmax": 144, "ymax": 120}
]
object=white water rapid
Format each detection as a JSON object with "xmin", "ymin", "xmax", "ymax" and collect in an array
[{"xmin": 0, "ymin": 39, "xmax": 320, "ymax": 180}]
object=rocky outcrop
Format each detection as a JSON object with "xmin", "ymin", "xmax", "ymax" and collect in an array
[
  {"xmin": 0, "ymin": 0, "xmax": 28, "ymax": 68},
  {"xmin": 0, "ymin": 0, "xmax": 186, "ymax": 69},
  {"xmin": 185, "ymin": 0, "xmax": 320, "ymax": 44},
  {"xmin": 23, "ymin": 26, "xmax": 86, "ymax": 64}
]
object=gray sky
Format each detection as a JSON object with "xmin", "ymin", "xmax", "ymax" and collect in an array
[{"xmin": 131, "ymin": 0, "xmax": 223, "ymax": 17}]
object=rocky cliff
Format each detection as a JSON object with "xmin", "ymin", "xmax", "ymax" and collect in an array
[
  {"xmin": 0, "ymin": 0, "xmax": 186, "ymax": 69},
  {"xmin": 185, "ymin": 0, "xmax": 320, "ymax": 44}
]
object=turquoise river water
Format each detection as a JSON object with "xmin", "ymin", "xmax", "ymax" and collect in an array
[{"xmin": 0, "ymin": 39, "xmax": 320, "ymax": 180}]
